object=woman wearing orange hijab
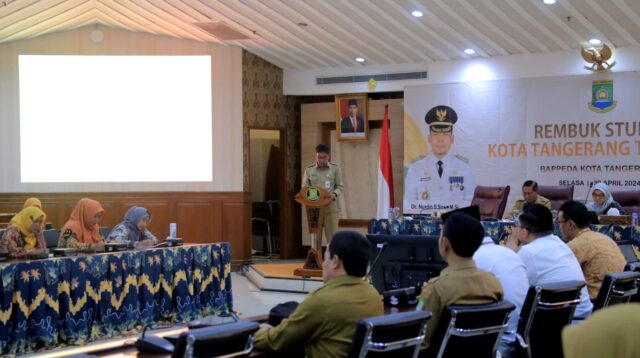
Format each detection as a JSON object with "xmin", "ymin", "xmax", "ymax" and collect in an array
[
  {"xmin": 0, "ymin": 207, "xmax": 48, "ymax": 257},
  {"xmin": 58, "ymin": 198, "xmax": 106, "ymax": 252}
]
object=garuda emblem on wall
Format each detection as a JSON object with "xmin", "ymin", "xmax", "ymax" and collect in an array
[{"xmin": 581, "ymin": 44, "xmax": 616, "ymax": 73}]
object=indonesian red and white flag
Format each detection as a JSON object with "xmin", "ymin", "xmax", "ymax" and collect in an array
[{"xmin": 376, "ymin": 104, "xmax": 395, "ymax": 218}]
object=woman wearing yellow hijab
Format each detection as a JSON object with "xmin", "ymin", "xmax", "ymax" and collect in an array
[
  {"xmin": 0, "ymin": 207, "xmax": 47, "ymax": 258},
  {"xmin": 23, "ymin": 197, "xmax": 43, "ymax": 210}
]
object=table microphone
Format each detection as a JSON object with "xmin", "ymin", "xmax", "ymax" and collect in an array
[
  {"xmin": 364, "ymin": 242, "xmax": 387, "ymax": 282},
  {"xmin": 135, "ymin": 324, "xmax": 174, "ymax": 354},
  {"xmin": 584, "ymin": 181, "xmax": 595, "ymax": 205}
]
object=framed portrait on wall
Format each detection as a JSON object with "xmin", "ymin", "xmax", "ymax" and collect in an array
[{"xmin": 335, "ymin": 93, "xmax": 368, "ymax": 141}]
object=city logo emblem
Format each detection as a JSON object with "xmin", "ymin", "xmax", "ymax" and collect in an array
[
  {"xmin": 306, "ymin": 187, "xmax": 320, "ymax": 201},
  {"xmin": 588, "ymin": 80, "xmax": 616, "ymax": 113}
]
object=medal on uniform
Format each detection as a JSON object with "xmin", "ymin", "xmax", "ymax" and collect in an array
[{"xmin": 422, "ymin": 190, "xmax": 429, "ymax": 200}]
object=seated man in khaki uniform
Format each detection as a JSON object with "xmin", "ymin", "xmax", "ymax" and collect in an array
[
  {"xmin": 505, "ymin": 180, "xmax": 551, "ymax": 219},
  {"xmin": 253, "ymin": 231, "xmax": 383, "ymax": 358},
  {"xmin": 418, "ymin": 208, "xmax": 504, "ymax": 352}
]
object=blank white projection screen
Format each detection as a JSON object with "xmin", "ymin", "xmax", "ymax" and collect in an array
[{"xmin": 19, "ymin": 55, "xmax": 213, "ymax": 182}]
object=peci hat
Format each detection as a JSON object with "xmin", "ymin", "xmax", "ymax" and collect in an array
[{"xmin": 425, "ymin": 105, "xmax": 457, "ymax": 133}]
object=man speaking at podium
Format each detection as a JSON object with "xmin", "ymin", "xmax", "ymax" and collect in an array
[{"xmin": 302, "ymin": 144, "xmax": 344, "ymax": 251}]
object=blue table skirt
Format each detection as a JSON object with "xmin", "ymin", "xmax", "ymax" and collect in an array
[{"xmin": 0, "ymin": 243, "xmax": 232, "ymax": 355}]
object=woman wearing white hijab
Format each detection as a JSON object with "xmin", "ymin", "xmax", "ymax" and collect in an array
[{"xmin": 586, "ymin": 183, "xmax": 625, "ymax": 216}]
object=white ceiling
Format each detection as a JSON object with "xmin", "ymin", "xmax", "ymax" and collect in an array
[{"xmin": 1, "ymin": 0, "xmax": 639, "ymax": 70}]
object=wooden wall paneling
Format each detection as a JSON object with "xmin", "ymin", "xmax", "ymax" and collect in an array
[
  {"xmin": 62, "ymin": 199, "xmax": 79, "ymax": 227},
  {"xmin": 40, "ymin": 198, "xmax": 62, "ymax": 228},
  {"xmin": 176, "ymin": 202, "xmax": 215, "ymax": 245},
  {"xmin": 98, "ymin": 201, "xmax": 120, "ymax": 229},
  {"xmin": 0, "ymin": 192, "xmax": 252, "ymax": 263},
  {"xmin": 213, "ymin": 202, "xmax": 223, "ymax": 240},
  {"xmin": 221, "ymin": 202, "xmax": 250, "ymax": 263}
]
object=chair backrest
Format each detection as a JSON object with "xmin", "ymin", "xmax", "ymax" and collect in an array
[
  {"xmin": 267, "ymin": 200, "xmax": 280, "ymax": 219},
  {"xmin": 624, "ymin": 262, "xmax": 640, "ymax": 302},
  {"xmin": 536, "ymin": 185, "xmax": 574, "ymax": 211},
  {"xmin": 517, "ymin": 280, "xmax": 585, "ymax": 358},
  {"xmin": 429, "ymin": 301, "xmax": 515, "ymax": 358},
  {"xmin": 470, "ymin": 186, "xmax": 511, "ymax": 220},
  {"xmin": 610, "ymin": 189, "xmax": 640, "ymax": 214},
  {"xmin": 594, "ymin": 271, "xmax": 640, "ymax": 310},
  {"xmin": 348, "ymin": 310, "xmax": 431, "ymax": 358},
  {"xmin": 251, "ymin": 202, "xmax": 272, "ymax": 234},
  {"xmin": 99, "ymin": 226, "xmax": 110, "ymax": 239},
  {"xmin": 172, "ymin": 320, "xmax": 260, "ymax": 358},
  {"xmin": 43, "ymin": 229, "xmax": 60, "ymax": 249}
]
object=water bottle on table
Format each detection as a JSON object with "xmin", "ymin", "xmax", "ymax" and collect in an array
[{"xmin": 169, "ymin": 223, "xmax": 177, "ymax": 239}]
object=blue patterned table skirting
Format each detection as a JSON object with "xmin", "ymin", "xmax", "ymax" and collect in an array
[{"xmin": 0, "ymin": 243, "xmax": 232, "ymax": 355}]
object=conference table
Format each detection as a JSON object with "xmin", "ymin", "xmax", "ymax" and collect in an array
[
  {"xmin": 0, "ymin": 243, "xmax": 233, "ymax": 356},
  {"xmin": 370, "ymin": 218, "xmax": 640, "ymax": 258}
]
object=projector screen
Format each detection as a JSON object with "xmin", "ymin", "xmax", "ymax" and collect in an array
[{"xmin": 18, "ymin": 55, "xmax": 213, "ymax": 183}]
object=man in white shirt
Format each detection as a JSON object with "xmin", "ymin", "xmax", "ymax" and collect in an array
[
  {"xmin": 506, "ymin": 203, "xmax": 593, "ymax": 319},
  {"xmin": 473, "ymin": 236, "xmax": 529, "ymax": 357}
]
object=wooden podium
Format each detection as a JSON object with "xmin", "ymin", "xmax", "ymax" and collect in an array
[{"xmin": 294, "ymin": 186, "xmax": 333, "ymax": 277}]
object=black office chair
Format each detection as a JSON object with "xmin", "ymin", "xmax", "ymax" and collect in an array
[
  {"xmin": 267, "ymin": 200, "xmax": 280, "ymax": 253},
  {"xmin": 172, "ymin": 320, "xmax": 260, "ymax": 358},
  {"xmin": 251, "ymin": 202, "xmax": 275, "ymax": 257},
  {"xmin": 516, "ymin": 281, "xmax": 585, "ymax": 358},
  {"xmin": 348, "ymin": 310, "xmax": 431, "ymax": 358},
  {"xmin": 427, "ymin": 301, "xmax": 515, "ymax": 358},
  {"xmin": 624, "ymin": 262, "xmax": 640, "ymax": 302},
  {"xmin": 43, "ymin": 229, "xmax": 60, "ymax": 250},
  {"xmin": 593, "ymin": 271, "xmax": 640, "ymax": 310}
]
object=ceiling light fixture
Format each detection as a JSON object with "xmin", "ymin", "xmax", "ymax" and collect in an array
[
  {"xmin": 543, "ymin": 0, "xmax": 556, "ymax": 4},
  {"xmin": 589, "ymin": 38, "xmax": 602, "ymax": 45},
  {"xmin": 355, "ymin": 57, "xmax": 365, "ymax": 63},
  {"xmin": 411, "ymin": 10, "xmax": 424, "ymax": 17},
  {"xmin": 464, "ymin": 48, "xmax": 476, "ymax": 55}
]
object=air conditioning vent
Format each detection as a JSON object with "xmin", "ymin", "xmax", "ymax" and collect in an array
[
  {"xmin": 193, "ymin": 21, "xmax": 251, "ymax": 40},
  {"xmin": 316, "ymin": 71, "xmax": 427, "ymax": 85}
]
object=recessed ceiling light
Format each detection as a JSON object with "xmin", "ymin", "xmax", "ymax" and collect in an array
[
  {"xmin": 543, "ymin": 0, "xmax": 556, "ymax": 4},
  {"xmin": 589, "ymin": 38, "xmax": 601, "ymax": 45},
  {"xmin": 411, "ymin": 10, "xmax": 424, "ymax": 17},
  {"xmin": 355, "ymin": 57, "xmax": 365, "ymax": 63},
  {"xmin": 464, "ymin": 48, "xmax": 476, "ymax": 55}
]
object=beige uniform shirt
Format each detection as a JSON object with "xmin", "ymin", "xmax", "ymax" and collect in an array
[
  {"xmin": 254, "ymin": 275, "xmax": 383, "ymax": 358},
  {"xmin": 302, "ymin": 162, "xmax": 344, "ymax": 213},
  {"xmin": 418, "ymin": 260, "xmax": 503, "ymax": 349},
  {"xmin": 567, "ymin": 229, "xmax": 626, "ymax": 299},
  {"xmin": 562, "ymin": 303, "xmax": 640, "ymax": 358},
  {"xmin": 506, "ymin": 195, "xmax": 552, "ymax": 219}
]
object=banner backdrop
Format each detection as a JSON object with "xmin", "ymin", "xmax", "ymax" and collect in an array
[{"xmin": 404, "ymin": 72, "xmax": 640, "ymax": 214}]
